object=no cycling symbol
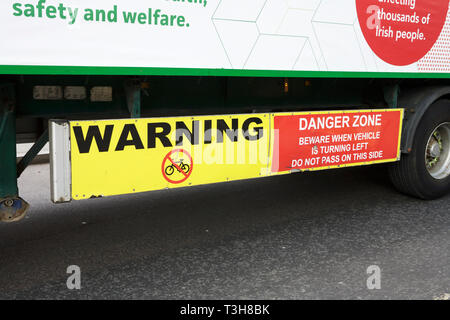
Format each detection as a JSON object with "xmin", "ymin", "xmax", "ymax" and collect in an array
[{"xmin": 161, "ymin": 149, "xmax": 193, "ymax": 184}]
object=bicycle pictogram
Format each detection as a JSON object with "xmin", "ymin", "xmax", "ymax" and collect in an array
[{"xmin": 165, "ymin": 159, "xmax": 190, "ymax": 176}]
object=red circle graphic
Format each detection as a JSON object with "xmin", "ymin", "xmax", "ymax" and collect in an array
[
  {"xmin": 161, "ymin": 149, "xmax": 193, "ymax": 184},
  {"xmin": 356, "ymin": 0, "xmax": 449, "ymax": 66}
]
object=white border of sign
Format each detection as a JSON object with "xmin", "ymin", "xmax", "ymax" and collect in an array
[{"xmin": 49, "ymin": 120, "xmax": 72, "ymax": 203}]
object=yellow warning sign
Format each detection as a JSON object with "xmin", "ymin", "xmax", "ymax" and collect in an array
[
  {"xmin": 69, "ymin": 110, "xmax": 404, "ymax": 200},
  {"xmin": 70, "ymin": 114, "xmax": 271, "ymax": 200}
]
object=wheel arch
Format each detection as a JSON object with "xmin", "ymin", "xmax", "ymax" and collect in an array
[{"xmin": 400, "ymin": 86, "xmax": 450, "ymax": 154}]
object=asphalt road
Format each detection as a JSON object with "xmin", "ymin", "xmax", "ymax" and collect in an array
[{"xmin": 0, "ymin": 163, "xmax": 448, "ymax": 300}]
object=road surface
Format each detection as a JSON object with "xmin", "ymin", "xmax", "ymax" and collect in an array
[{"xmin": 0, "ymin": 163, "xmax": 448, "ymax": 299}]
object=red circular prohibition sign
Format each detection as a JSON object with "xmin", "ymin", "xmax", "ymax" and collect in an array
[{"xmin": 161, "ymin": 149, "xmax": 193, "ymax": 184}]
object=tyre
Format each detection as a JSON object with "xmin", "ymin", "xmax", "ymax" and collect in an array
[
  {"xmin": 389, "ymin": 99, "xmax": 450, "ymax": 199},
  {"xmin": 165, "ymin": 165, "xmax": 175, "ymax": 176},
  {"xmin": 181, "ymin": 164, "xmax": 190, "ymax": 174}
]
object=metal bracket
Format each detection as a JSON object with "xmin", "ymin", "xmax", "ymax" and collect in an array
[
  {"xmin": 17, "ymin": 128, "xmax": 49, "ymax": 178},
  {"xmin": 383, "ymin": 84, "xmax": 400, "ymax": 109},
  {"xmin": 0, "ymin": 83, "xmax": 18, "ymax": 199},
  {"xmin": 124, "ymin": 80, "xmax": 141, "ymax": 118},
  {"xmin": 49, "ymin": 120, "xmax": 71, "ymax": 203}
]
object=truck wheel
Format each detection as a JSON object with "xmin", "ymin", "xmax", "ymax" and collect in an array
[{"xmin": 389, "ymin": 100, "xmax": 450, "ymax": 199}]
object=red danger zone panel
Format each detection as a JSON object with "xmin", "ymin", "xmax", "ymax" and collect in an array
[{"xmin": 271, "ymin": 110, "xmax": 404, "ymax": 173}]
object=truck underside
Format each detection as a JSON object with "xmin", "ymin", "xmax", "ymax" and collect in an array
[{"xmin": 1, "ymin": 75, "xmax": 450, "ymax": 222}]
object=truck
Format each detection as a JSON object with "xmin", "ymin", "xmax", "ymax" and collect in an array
[{"xmin": 1, "ymin": 0, "xmax": 449, "ymax": 222}]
